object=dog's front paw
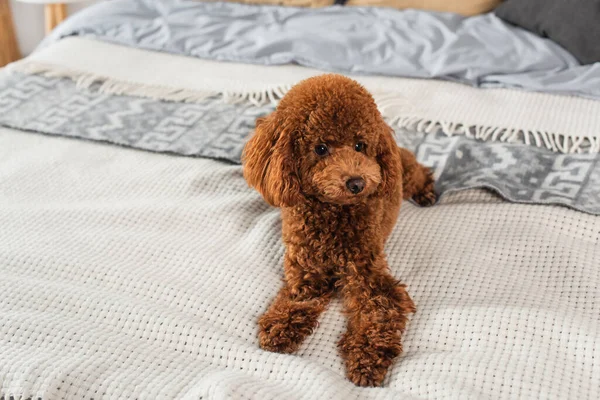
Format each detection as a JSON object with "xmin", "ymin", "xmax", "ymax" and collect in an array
[
  {"xmin": 345, "ymin": 357, "xmax": 390, "ymax": 387},
  {"xmin": 258, "ymin": 317, "xmax": 305, "ymax": 354},
  {"xmin": 339, "ymin": 329, "xmax": 402, "ymax": 387},
  {"xmin": 258, "ymin": 299, "xmax": 323, "ymax": 354}
]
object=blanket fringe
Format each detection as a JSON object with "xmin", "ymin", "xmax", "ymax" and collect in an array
[
  {"xmin": 8, "ymin": 60, "xmax": 598, "ymax": 154},
  {"xmin": 392, "ymin": 117, "xmax": 598, "ymax": 154}
]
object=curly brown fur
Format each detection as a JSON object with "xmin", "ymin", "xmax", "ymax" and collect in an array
[{"xmin": 243, "ymin": 74, "xmax": 436, "ymax": 387}]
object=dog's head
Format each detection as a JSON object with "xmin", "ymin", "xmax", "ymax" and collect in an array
[{"xmin": 242, "ymin": 74, "xmax": 401, "ymax": 207}]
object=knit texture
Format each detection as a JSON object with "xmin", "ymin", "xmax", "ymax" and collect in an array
[{"xmin": 0, "ymin": 128, "xmax": 598, "ymax": 399}]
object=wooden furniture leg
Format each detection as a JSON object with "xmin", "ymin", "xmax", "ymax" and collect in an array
[
  {"xmin": 45, "ymin": 3, "xmax": 68, "ymax": 34},
  {"xmin": 44, "ymin": 4, "xmax": 55, "ymax": 34},
  {"xmin": 0, "ymin": 0, "xmax": 21, "ymax": 67},
  {"xmin": 55, "ymin": 3, "xmax": 66, "ymax": 22}
]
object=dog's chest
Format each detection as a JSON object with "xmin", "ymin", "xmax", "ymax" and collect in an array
[{"xmin": 282, "ymin": 202, "xmax": 382, "ymax": 267}]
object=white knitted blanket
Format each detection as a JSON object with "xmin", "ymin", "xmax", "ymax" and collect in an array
[
  {"xmin": 9, "ymin": 37, "xmax": 600, "ymax": 153},
  {"xmin": 0, "ymin": 127, "xmax": 598, "ymax": 399}
]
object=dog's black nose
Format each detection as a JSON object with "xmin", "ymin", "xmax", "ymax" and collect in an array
[{"xmin": 346, "ymin": 177, "xmax": 365, "ymax": 194}]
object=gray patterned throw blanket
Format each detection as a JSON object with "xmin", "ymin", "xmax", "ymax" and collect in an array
[{"xmin": 1, "ymin": 72, "xmax": 599, "ymax": 215}]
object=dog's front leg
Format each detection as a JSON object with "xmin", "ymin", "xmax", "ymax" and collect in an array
[
  {"xmin": 258, "ymin": 255, "xmax": 334, "ymax": 354},
  {"xmin": 339, "ymin": 259, "xmax": 415, "ymax": 387}
]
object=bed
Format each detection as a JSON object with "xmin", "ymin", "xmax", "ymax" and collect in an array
[{"xmin": 1, "ymin": 1, "xmax": 599, "ymax": 399}]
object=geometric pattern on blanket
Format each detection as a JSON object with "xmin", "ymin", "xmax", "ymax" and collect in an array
[
  {"xmin": 1, "ymin": 72, "xmax": 599, "ymax": 215},
  {"xmin": 415, "ymin": 134, "xmax": 600, "ymax": 215},
  {"xmin": 0, "ymin": 128, "xmax": 598, "ymax": 400}
]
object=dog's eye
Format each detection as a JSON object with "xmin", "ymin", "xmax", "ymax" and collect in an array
[
  {"xmin": 314, "ymin": 144, "xmax": 329, "ymax": 156},
  {"xmin": 355, "ymin": 142, "xmax": 365, "ymax": 152}
]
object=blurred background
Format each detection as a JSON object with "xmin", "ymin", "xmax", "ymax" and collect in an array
[{"xmin": 10, "ymin": 0, "xmax": 97, "ymax": 55}]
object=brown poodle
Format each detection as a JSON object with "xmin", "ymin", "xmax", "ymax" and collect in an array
[{"xmin": 242, "ymin": 74, "xmax": 436, "ymax": 387}]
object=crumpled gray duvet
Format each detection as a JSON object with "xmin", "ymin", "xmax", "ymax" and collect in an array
[{"xmin": 44, "ymin": 0, "xmax": 600, "ymax": 99}]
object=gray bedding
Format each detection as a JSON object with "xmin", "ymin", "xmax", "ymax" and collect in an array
[
  {"xmin": 44, "ymin": 0, "xmax": 600, "ymax": 99},
  {"xmin": 1, "ymin": 72, "xmax": 599, "ymax": 215}
]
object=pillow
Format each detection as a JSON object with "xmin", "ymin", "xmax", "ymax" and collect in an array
[
  {"xmin": 218, "ymin": 0, "xmax": 335, "ymax": 6},
  {"xmin": 345, "ymin": 0, "xmax": 501, "ymax": 16},
  {"xmin": 217, "ymin": 0, "xmax": 500, "ymax": 14},
  {"xmin": 495, "ymin": 0, "xmax": 600, "ymax": 65}
]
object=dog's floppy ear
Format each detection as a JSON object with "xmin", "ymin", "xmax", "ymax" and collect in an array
[
  {"xmin": 242, "ymin": 111, "xmax": 302, "ymax": 208},
  {"xmin": 376, "ymin": 126, "xmax": 403, "ymax": 197}
]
